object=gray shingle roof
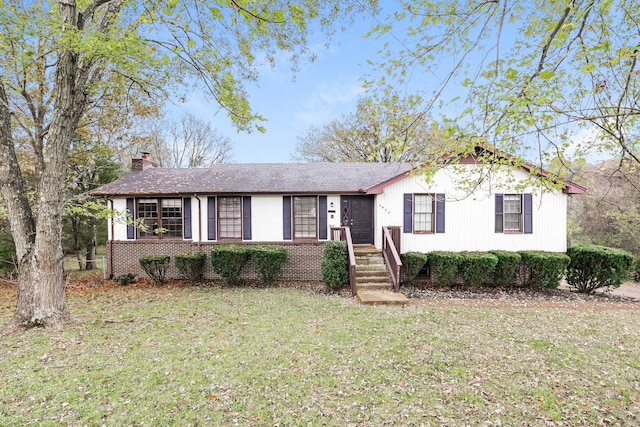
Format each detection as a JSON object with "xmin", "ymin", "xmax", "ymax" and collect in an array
[{"xmin": 91, "ymin": 163, "xmax": 417, "ymax": 196}]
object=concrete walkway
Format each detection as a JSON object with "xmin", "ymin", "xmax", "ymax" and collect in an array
[
  {"xmin": 610, "ymin": 283, "xmax": 640, "ymax": 300},
  {"xmin": 357, "ymin": 290, "xmax": 409, "ymax": 306}
]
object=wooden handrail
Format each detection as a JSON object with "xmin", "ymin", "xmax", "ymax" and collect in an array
[
  {"xmin": 382, "ymin": 226, "xmax": 402, "ymax": 292},
  {"xmin": 330, "ymin": 226, "xmax": 357, "ymax": 296}
]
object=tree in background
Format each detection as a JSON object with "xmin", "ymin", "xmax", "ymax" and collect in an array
[
  {"xmin": 168, "ymin": 114, "xmax": 233, "ymax": 167},
  {"xmin": 0, "ymin": 0, "xmax": 377, "ymax": 329},
  {"xmin": 140, "ymin": 114, "xmax": 233, "ymax": 167},
  {"xmin": 293, "ymin": 94, "xmax": 449, "ymax": 162},
  {"xmin": 0, "ymin": 206, "xmax": 15, "ymax": 276},
  {"xmin": 568, "ymin": 160, "xmax": 640, "ymax": 255},
  {"xmin": 63, "ymin": 139, "xmax": 123, "ymax": 271}
]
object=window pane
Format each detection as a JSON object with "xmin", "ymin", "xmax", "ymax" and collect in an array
[
  {"xmin": 503, "ymin": 194, "xmax": 522, "ymax": 231},
  {"xmin": 504, "ymin": 213, "xmax": 522, "ymax": 231},
  {"xmin": 137, "ymin": 199, "xmax": 158, "ymax": 238},
  {"xmin": 218, "ymin": 197, "xmax": 242, "ymax": 239},
  {"xmin": 504, "ymin": 195, "xmax": 521, "ymax": 214},
  {"xmin": 161, "ymin": 199, "xmax": 182, "ymax": 238},
  {"xmin": 294, "ymin": 196, "xmax": 317, "ymax": 238},
  {"xmin": 414, "ymin": 194, "xmax": 433, "ymax": 232}
]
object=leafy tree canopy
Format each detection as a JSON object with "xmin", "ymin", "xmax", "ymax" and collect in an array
[
  {"xmin": 292, "ymin": 93, "xmax": 452, "ymax": 163},
  {"xmin": 0, "ymin": 0, "xmax": 377, "ymax": 328},
  {"xmin": 366, "ymin": 0, "xmax": 639, "ymax": 168}
]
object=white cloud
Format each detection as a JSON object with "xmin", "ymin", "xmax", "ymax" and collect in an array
[
  {"xmin": 564, "ymin": 125, "xmax": 612, "ymax": 163},
  {"xmin": 294, "ymin": 80, "xmax": 365, "ymax": 127}
]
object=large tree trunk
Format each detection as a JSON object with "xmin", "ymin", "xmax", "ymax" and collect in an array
[
  {"xmin": 10, "ymin": 0, "xmax": 86, "ymax": 328},
  {"xmin": 12, "ymin": 159, "xmax": 74, "ymax": 326},
  {"xmin": 14, "ymin": 243, "xmax": 69, "ymax": 327},
  {"xmin": 13, "ymin": 121, "xmax": 75, "ymax": 326},
  {"xmin": 0, "ymin": 0, "xmax": 118, "ymax": 329}
]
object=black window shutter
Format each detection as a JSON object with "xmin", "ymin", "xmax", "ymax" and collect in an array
[
  {"xmin": 403, "ymin": 194, "xmax": 413, "ymax": 233},
  {"xmin": 207, "ymin": 197, "xmax": 216, "ymax": 240},
  {"xmin": 495, "ymin": 194, "xmax": 504, "ymax": 233},
  {"xmin": 435, "ymin": 193, "xmax": 445, "ymax": 233},
  {"xmin": 183, "ymin": 198, "xmax": 192, "ymax": 239},
  {"xmin": 318, "ymin": 196, "xmax": 328, "ymax": 240},
  {"xmin": 283, "ymin": 196, "xmax": 292, "ymax": 240},
  {"xmin": 126, "ymin": 198, "xmax": 135, "ymax": 239},
  {"xmin": 242, "ymin": 196, "xmax": 252, "ymax": 240},
  {"xmin": 523, "ymin": 193, "xmax": 533, "ymax": 234}
]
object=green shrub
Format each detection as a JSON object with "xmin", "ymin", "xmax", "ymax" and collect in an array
[
  {"xmin": 210, "ymin": 245, "xmax": 250, "ymax": 285},
  {"xmin": 322, "ymin": 241, "xmax": 348, "ymax": 291},
  {"xmin": 489, "ymin": 251, "xmax": 522, "ymax": 286},
  {"xmin": 113, "ymin": 273, "xmax": 136, "ymax": 286},
  {"xmin": 175, "ymin": 253, "xmax": 207, "ymax": 281},
  {"xmin": 428, "ymin": 251, "xmax": 462, "ymax": 286},
  {"xmin": 518, "ymin": 251, "xmax": 570, "ymax": 289},
  {"xmin": 400, "ymin": 252, "xmax": 428, "ymax": 285},
  {"xmin": 566, "ymin": 245, "xmax": 635, "ymax": 294},
  {"xmin": 139, "ymin": 255, "xmax": 170, "ymax": 285},
  {"xmin": 459, "ymin": 252, "xmax": 498, "ymax": 286},
  {"xmin": 250, "ymin": 245, "xmax": 288, "ymax": 286}
]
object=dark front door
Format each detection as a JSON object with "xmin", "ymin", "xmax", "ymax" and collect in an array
[{"xmin": 341, "ymin": 196, "xmax": 374, "ymax": 244}]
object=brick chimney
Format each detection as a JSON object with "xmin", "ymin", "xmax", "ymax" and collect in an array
[
  {"xmin": 131, "ymin": 152, "xmax": 158, "ymax": 172},
  {"xmin": 131, "ymin": 158, "xmax": 143, "ymax": 172}
]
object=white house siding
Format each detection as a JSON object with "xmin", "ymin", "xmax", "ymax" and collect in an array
[
  {"xmin": 111, "ymin": 198, "xmax": 129, "ymax": 241},
  {"xmin": 250, "ymin": 195, "xmax": 284, "ymax": 242},
  {"xmin": 327, "ymin": 196, "xmax": 341, "ymax": 229},
  {"xmin": 374, "ymin": 165, "xmax": 569, "ymax": 253},
  {"xmin": 188, "ymin": 197, "xmax": 200, "ymax": 242}
]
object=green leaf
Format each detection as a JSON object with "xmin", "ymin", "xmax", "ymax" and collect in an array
[
  {"xmin": 505, "ymin": 68, "xmax": 518, "ymax": 79},
  {"xmin": 539, "ymin": 69, "xmax": 555, "ymax": 80}
]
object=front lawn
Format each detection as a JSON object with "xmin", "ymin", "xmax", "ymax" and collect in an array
[{"xmin": 1, "ymin": 281, "xmax": 639, "ymax": 425}]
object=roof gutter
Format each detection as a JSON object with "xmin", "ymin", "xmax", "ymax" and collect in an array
[
  {"xmin": 194, "ymin": 195, "xmax": 202, "ymax": 252},
  {"xmin": 107, "ymin": 198, "xmax": 114, "ymax": 279}
]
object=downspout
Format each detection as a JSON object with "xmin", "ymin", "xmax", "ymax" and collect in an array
[
  {"xmin": 107, "ymin": 198, "xmax": 114, "ymax": 279},
  {"xmin": 195, "ymin": 195, "xmax": 202, "ymax": 252}
]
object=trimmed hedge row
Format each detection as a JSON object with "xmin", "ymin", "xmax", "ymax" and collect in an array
[
  {"xmin": 519, "ymin": 251, "xmax": 570, "ymax": 289},
  {"xmin": 250, "ymin": 245, "xmax": 289, "ymax": 286},
  {"xmin": 489, "ymin": 251, "xmax": 521, "ymax": 286},
  {"xmin": 460, "ymin": 252, "xmax": 499, "ymax": 287},
  {"xmin": 424, "ymin": 250, "xmax": 569, "ymax": 288},
  {"xmin": 211, "ymin": 244, "xmax": 289, "ymax": 286},
  {"xmin": 403, "ymin": 245, "xmax": 633, "ymax": 293},
  {"xmin": 400, "ymin": 252, "xmax": 428, "ymax": 285},
  {"xmin": 175, "ymin": 253, "xmax": 206, "ymax": 281},
  {"xmin": 211, "ymin": 245, "xmax": 251, "ymax": 285},
  {"xmin": 135, "ymin": 245, "xmax": 289, "ymax": 286},
  {"xmin": 428, "ymin": 251, "xmax": 462, "ymax": 287},
  {"xmin": 134, "ymin": 243, "xmax": 634, "ymax": 295}
]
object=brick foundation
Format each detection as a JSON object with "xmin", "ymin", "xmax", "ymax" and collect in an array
[{"xmin": 109, "ymin": 240, "xmax": 325, "ymax": 281}]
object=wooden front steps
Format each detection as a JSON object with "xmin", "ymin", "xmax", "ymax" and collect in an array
[{"xmin": 353, "ymin": 245, "xmax": 408, "ymax": 306}]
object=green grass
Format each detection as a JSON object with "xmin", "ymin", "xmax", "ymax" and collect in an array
[{"xmin": 1, "ymin": 285, "xmax": 639, "ymax": 426}]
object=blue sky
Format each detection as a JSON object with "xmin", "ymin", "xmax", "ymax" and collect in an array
[
  {"xmin": 165, "ymin": 5, "xmax": 610, "ymax": 166},
  {"xmin": 173, "ymin": 11, "xmax": 398, "ymax": 163}
]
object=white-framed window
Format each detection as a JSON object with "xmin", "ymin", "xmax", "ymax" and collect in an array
[
  {"xmin": 503, "ymin": 194, "xmax": 523, "ymax": 232},
  {"xmin": 137, "ymin": 198, "xmax": 182, "ymax": 238},
  {"xmin": 413, "ymin": 194, "xmax": 434, "ymax": 233},
  {"xmin": 293, "ymin": 196, "xmax": 317, "ymax": 239},
  {"xmin": 218, "ymin": 196, "xmax": 242, "ymax": 239}
]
